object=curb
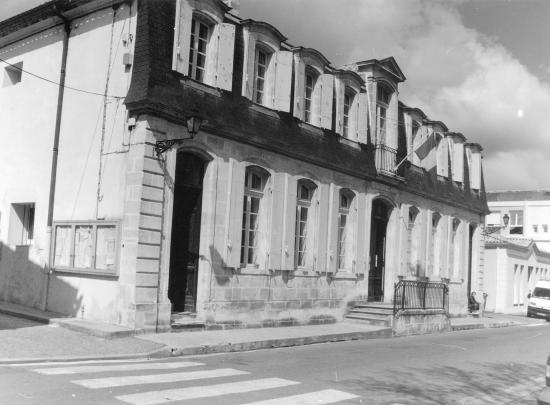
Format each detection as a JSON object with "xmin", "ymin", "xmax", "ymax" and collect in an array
[
  {"xmin": 0, "ymin": 346, "xmax": 172, "ymax": 366},
  {"xmin": 161, "ymin": 328, "xmax": 394, "ymax": 357}
]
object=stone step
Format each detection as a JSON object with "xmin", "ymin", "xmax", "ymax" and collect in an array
[
  {"xmin": 345, "ymin": 314, "xmax": 390, "ymax": 327},
  {"xmin": 170, "ymin": 312, "xmax": 205, "ymax": 332},
  {"xmin": 349, "ymin": 307, "xmax": 394, "ymax": 316}
]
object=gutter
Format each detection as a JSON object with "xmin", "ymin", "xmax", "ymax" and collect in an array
[{"xmin": 41, "ymin": 8, "xmax": 71, "ymax": 311}]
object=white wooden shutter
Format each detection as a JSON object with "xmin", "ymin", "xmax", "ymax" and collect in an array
[
  {"xmin": 320, "ymin": 73, "xmax": 333, "ymax": 129},
  {"xmin": 357, "ymin": 92, "xmax": 368, "ymax": 144},
  {"xmin": 281, "ymin": 174, "xmax": 297, "ymax": 270},
  {"xmin": 273, "ymin": 50, "xmax": 293, "ymax": 112},
  {"xmin": 293, "ymin": 57, "xmax": 305, "ymax": 120},
  {"xmin": 242, "ymin": 30, "xmax": 255, "ymax": 99},
  {"xmin": 215, "ymin": 23, "xmax": 235, "ymax": 91},
  {"xmin": 315, "ymin": 184, "xmax": 330, "ymax": 273},
  {"xmin": 334, "ymin": 79, "xmax": 345, "ymax": 135},
  {"xmin": 268, "ymin": 173, "xmax": 285, "ymax": 270},
  {"xmin": 325, "ymin": 184, "xmax": 339, "ymax": 273},
  {"xmin": 355, "ymin": 194, "xmax": 367, "ymax": 274},
  {"xmin": 172, "ymin": 0, "xmax": 192, "ymax": 75},
  {"xmin": 225, "ymin": 159, "xmax": 245, "ymax": 268}
]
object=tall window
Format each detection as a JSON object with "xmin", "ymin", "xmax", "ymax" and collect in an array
[
  {"xmin": 337, "ymin": 190, "xmax": 354, "ymax": 270},
  {"xmin": 295, "ymin": 180, "xmax": 317, "ymax": 268},
  {"xmin": 188, "ymin": 18, "xmax": 210, "ymax": 82},
  {"xmin": 8, "ymin": 203, "xmax": 34, "ymax": 246},
  {"xmin": 431, "ymin": 212, "xmax": 442, "ymax": 276},
  {"xmin": 407, "ymin": 206, "xmax": 420, "ymax": 276},
  {"xmin": 241, "ymin": 167, "xmax": 269, "ymax": 265},
  {"xmin": 509, "ymin": 210, "xmax": 523, "ymax": 234},
  {"xmin": 376, "ymin": 84, "xmax": 391, "ymax": 143},
  {"xmin": 343, "ymin": 88, "xmax": 355, "ymax": 138},
  {"xmin": 254, "ymin": 47, "xmax": 271, "ymax": 104},
  {"xmin": 304, "ymin": 69, "xmax": 318, "ymax": 124}
]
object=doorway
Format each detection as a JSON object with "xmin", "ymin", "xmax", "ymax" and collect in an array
[
  {"xmin": 368, "ymin": 199, "xmax": 391, "ymax": 301},
  {"xmin": 168, "ymin": 152, "xmax": 205, "ymax": 313}
]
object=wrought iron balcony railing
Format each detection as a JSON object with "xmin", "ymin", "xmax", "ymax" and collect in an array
[{"xmin": 374, "ymin": 143, "xmax": 397, "ymax": 175}]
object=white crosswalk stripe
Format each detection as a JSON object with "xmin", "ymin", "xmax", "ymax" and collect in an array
[
  {"xmin": 237, "ymin": 389, "xmax": 360, "ymax": 404},
  {"xmin": 20, "ymin": 359, "xmax": 360, "ymax": 404},
  {"xmin": 72, "ymin": 367, "xmax": 249, "ymax": 388},
  {"xmin": 115, "ymin": 377, "xmax": 301, "ymax": 405},
  {"xmin": 32, "ymin": 361, "xmax": 204, "ymax": 375},
  {"xmin": 8, "ymin": 359, "xmax": 147, "ymax": 367}
]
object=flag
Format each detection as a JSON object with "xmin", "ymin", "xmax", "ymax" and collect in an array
[{"xmin": 414, "ymin": 132, "xmax": 438, "ymax": 160}]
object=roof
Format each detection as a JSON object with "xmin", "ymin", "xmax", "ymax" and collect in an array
[
  {"xmin": 485, "ymin": 232, "xmax": 550, "ymax": 258},
  {"xmin": 352, "ymin": 56, "xmax": 406, "ymax": 83},
  {"xmin": 487, "ymin": 190, "xmax": 550, "ymax": 202}
]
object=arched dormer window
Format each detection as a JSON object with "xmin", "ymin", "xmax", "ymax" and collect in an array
[
  {"xmin": 343, "ymin": 87, "xmax": 356, "ymax": 138},
  {"xmin": 241, "ymin": 166, "xmax": 270, "ymax": 265},
  {"xmin": 295, "ymin": 179, "xmax": 318, "ymax": 269},
  {"xmin": 337, "ymin": 189, "xmax": 356, "ymax": 271},
  {"xmin": 304, "ymin": 67, "xmax": 320, "ymax": 124},
  {"xmin": 376, "ymin": 83, "xmax": 393, "ymax": 143}
]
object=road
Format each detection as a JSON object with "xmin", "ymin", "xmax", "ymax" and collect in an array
[{"xmin": 0, "ymin": 323, "xmax": 548, "ymax": 404}]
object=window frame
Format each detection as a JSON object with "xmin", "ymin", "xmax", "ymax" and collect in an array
[
  {"xmin": 337, "ymin": 189, "xmax": 355, "ymax": 271},
  {"xmin": 9, "ymin": 203, "xmax": 34, "ymax": 246},
  {"xmin": 188, "ymin": 16, "xmax": 212, "ymax": 83},
  {"xmin": 50, "ymin": 220, "xmax": 120, "ymax": 277},
  {"xmin": 376, "ymin": 83, "xmax": 392, "ymax": 143},
  {"xmin": 253, "ymin": 45, "xmax": 272, "ymax": 105},
  {"xmin": 294, "ymin": 180, "xmax": 317, "ymax": 269},
  {"xmin": 240, "ymin": 166, "xmax": 269, "ymax": 267},
  {"xmin": 304, "ymin": 67, "xmax": 320, "ymax": 124}
]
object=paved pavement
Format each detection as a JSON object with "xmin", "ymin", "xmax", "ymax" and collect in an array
[{"xmin": 0, "ymin": 300, "xmax": 546, "ymax": 364}]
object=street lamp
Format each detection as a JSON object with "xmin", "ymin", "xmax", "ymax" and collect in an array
[
  {"xmin": 154, "ymin": 113, "xmax": 204, "ymax": 156},
  {"xmin": 502, "ymin": 213, "xmax": 510, "ymax": 226}
]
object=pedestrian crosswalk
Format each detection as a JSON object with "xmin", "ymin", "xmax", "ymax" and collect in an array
[{"xmin": 15, "ymin": 358, "xmax": 360, "ymax": 404}]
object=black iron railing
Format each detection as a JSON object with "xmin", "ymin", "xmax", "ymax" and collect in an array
[
  {"xmin": 375, "ymin": 143, "xmax": 397, "ymax": 175},
  {"xmin": 393, "ymin": 279, "xmax": 449, "ymax": 315}
]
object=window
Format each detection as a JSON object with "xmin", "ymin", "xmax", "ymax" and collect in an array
[
  {"xmin": 188, "ymin": 18, "xmax": 210, "ymax": 82},
  {"xmin": 241, "ymin": 167, "xmax": 269, "ymax": 265},
  {"xmin": 3, "ymin": 62, "xmax": 22, "ymax": 87},
  {"xmin": 431, "ymin": 212, "xmax": 442, "ymax": 276},
  {"xmin": 337, "ymin": 190, "xmax": 355, "ymax": 271},
  {"xmin": 509, "ymin": 210, "xmax": 523, "ymax": 234},
  {"xmin": 294, "ymin": 180, "xmax": 317, "ymax": 268},
  {"xmin": 544, "ymin": 224, "xmax": 548, "ymax": 233},
  {"xmin": 304, "ymin": 69, "xmax": 319, "ymax": 124},
  {"xmin": 254, "ymin": 47, "xmax": 271, "ymax": 104},
  {"xmin": 376, "ymin": 84, "xmax": 391, "ymax": 143},
  {"xmin": 343, "ymin": 89, "xmax": 354, "ymax": 138},
  {"xmin": 51, "ymin": 221, "xmax": 119, "ymax": 276},
  {"xmin": 8, "ymin": 203, "xmax": 34, "ymax": 245},
  {"xmin": 533, "ymin": 224, "xmax": 538, "ymax": 233}
]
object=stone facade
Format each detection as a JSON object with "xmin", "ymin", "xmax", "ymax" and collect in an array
[{"xmin": 0, "ymin": 0, "xmax": 488, "ymax": 331}]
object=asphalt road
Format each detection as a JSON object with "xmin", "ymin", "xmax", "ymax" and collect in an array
[{"xmin": 1, "ymin": 324, "xmax": 549, "ymax": 404}]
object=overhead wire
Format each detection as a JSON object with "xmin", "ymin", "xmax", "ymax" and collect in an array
[{"xmin": 0, "ymin": 56, "xmax": 125, "ymax": 99}]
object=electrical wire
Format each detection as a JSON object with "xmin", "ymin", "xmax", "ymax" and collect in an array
[{"xmin": 0, "ymin": 56, "xmax": 125, "ymax": 99}]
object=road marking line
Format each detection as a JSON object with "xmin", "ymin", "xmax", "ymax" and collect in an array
[
  {"xmin": 72, "ymin": 368, "xmax": 249, "ymax": 388},
  {"xmin": 237, "ymin": 389, "xmax": 360, "ymax": 404},
  {"xmin": 9, "ymin": 359, "xmax": 148, "ymax": 367},
  {"xmin": 33, "ymin": 361, "xmax": 204, "ymax": 375},
  {"xmin": 115, "ymin": 377, "xmax": 300, "ymax": 405}
]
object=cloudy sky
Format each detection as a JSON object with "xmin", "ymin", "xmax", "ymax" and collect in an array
[{"xmin": 2, "ymin": 0, "xmax": 550, "ymax": 191}]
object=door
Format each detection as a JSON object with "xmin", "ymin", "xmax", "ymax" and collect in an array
[
  {"xmin": 368, "ymin": 200, "xmax": 390, "ymax": 301},
  {"xmin": 168, "ymin": 152, "xmax": 205, "ymax": 313}
]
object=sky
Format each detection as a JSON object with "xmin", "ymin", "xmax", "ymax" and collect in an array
[{"xmin": 2, "ymin": 0, "xmax": 550, "ymax": 191}]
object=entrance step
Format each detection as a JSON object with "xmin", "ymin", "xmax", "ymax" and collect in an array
[
  {"xmin": 170, "ymin": 312, "xmax": 205, "ymax": 332},
  {"xmin": 345, "ymin": 303, "xmax": 393, "ymax": 327}
]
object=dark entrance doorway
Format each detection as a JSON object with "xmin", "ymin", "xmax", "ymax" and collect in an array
[
  {"xmin": 168, "ymin": 152, "xmax": 205, "ymax": 313},
  {"xmin": 368, "ymin": 199, "xmax": 391, "ymax": 301}
]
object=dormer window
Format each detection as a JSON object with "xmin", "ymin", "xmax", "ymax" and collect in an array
[
  {"xmin": 254, "ymin": 47, "xmax": 271, "ymax": 104},
  {"xmin": 188, "ymin": 18, "xmax": 210, "ymax": 82},
  {"xmin": 304, "ymin": 69, "xmax": 319, "ymax": 123},
  {"xmin": 376, "ymin": 83, "xmax": 392, "ymax": 143},
  {"xmin": 343, "ymin": 88, "xmax": 355, "ymax": 138}
]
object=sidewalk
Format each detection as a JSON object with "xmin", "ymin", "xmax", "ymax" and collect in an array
[{"xmin": 0, "ymin": 300, "xmax": 546, "ymax": 364}]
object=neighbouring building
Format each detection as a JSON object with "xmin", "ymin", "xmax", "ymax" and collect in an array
[
  {"xmin": 0, "ymin": 0, "xmax": 488, "ymax": 332},
  {"xmin": 483, "ymin": 190, "xmax": 550, "ymax": 313}
]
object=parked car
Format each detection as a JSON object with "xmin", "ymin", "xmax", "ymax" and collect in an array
[
  {"xmin": 527, "ymin": 281, "xmax": 550, "ymax": 320},
  {"xmin": 536, "ymin": 356, "xmax": 550, "ymax": 404}
]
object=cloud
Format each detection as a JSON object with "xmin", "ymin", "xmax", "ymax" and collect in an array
[{"xmin": 240, "ymin": 0, "xmax": 550, "ymax": 190}]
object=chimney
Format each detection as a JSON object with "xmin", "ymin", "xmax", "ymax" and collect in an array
[{"xmin": 222, "ymin": 0, "xmax": 240, "ymax": 15}]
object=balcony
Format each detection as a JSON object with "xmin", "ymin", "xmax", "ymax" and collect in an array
[{"xmin": 374, "ymin": 143, "xmax": 397, "ymax": 176}]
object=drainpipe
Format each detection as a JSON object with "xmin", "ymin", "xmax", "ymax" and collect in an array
[{"xmin": 41, "ymin": 11, "xmax": 71, "ymax": 311}]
